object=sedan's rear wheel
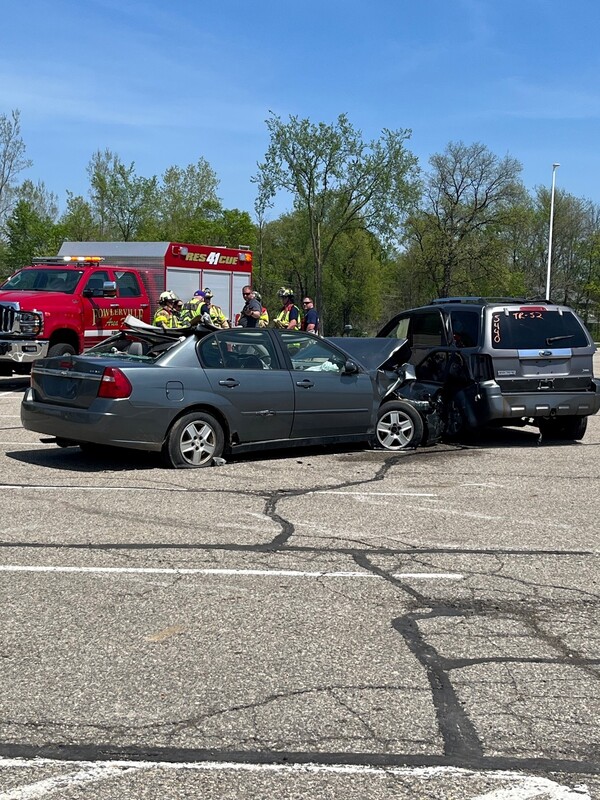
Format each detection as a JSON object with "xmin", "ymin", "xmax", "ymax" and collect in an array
[
  {"xmin": 538, "ymin": 415, "xmax": 588, "ymax": 441},
  {"xmin": 374, "ymin": 401, "xmax": 424, "ymax": 451},
  {"xmin": 163, "ymin": 411, "xmax": 225, "ymax": 468}
]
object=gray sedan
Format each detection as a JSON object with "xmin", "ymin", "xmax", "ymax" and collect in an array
[{"xmin": 21, "ymin": 321, "xmax": 438, "ymax": 468}]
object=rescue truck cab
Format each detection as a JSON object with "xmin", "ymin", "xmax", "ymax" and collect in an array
[{"xmin": 0, "ymin": 256, "xmax": 151, "ymax": 373}]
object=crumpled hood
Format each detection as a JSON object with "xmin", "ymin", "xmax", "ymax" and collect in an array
[{"xmin": 328, "ymin": 337, "xmax": 411, "ymax": 372}]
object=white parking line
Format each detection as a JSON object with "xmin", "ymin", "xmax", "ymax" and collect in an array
[
  {"xmin": 0, "ymin": 759, "xmax": 589, "ymax": 799},
  {"xmin": 0, "ymin": 763, "xmax": 142, "ymax": 799},
  {"xmin": 0, "ymin": 565, "xmax": 464, "ymax": 580},
  {"xmin": 469, "ymin": 776, "xmax": 591, "ymax": 799}
]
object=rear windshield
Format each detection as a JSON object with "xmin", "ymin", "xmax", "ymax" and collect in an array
[
  {"xmin": 84, "ymin": 333, "xmax": 180, "ymax": 361},
  {"xmin": 490, "ymin": 309, "xmax": 589, "ymax": 349}
]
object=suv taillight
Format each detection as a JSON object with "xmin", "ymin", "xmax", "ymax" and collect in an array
[
  {"xmin": 471, "ymin": 354, "xmax": 494, "ymax": 381},
  {"xmin": 97, "ymin": 367, "xmax": 132, "ymax": 399}
]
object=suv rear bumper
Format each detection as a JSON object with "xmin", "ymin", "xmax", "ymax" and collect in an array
[
  {"xmin": 0, "ymin": 338, "xmax": 49, "ymax": 364},
  {"xmin": 478, "ymin": 380, "xmax": 600, "ymax": 421}
]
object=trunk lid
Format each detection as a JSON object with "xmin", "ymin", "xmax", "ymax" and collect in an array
[{"xmin": 30, "ymin": 354, "xmax": 108, "ymax": 409}]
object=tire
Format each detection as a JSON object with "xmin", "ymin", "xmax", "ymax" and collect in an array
[
  {"xmin": 374, "ymin": 401, "xmax": 424, "ymax": 451},
  {"xmin": 48, "ymin": 343, "xmax": 76, "ymax": 358},
  {"xmin": 163, "ymin": 411, "xmax": 225, "ymax": 468},
  {"xmin": 538, "ymin": 415, "xmax": 588, "ymax": 441}
]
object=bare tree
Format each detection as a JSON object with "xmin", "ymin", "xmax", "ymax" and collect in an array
[{"xmin": 405, "ymin": 141, "xmax": 524, "ymax": 297}]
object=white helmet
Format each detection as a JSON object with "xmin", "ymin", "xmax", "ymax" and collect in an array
[{"xmin": 159, "ymin": 290, "xmax": 178, "ymax": 304}]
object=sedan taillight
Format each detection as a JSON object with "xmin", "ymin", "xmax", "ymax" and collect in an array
[{"xmin": 97, "ymin": 367, "xmax": 132, "ymax": 399}]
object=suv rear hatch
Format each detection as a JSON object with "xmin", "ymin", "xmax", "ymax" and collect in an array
[{"xmin": 489, "ymin": 304, "xmax": 596, "ymax": 392}]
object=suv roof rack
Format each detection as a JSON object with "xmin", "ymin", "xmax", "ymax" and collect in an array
[{"xmin": 430, "ymin": 296, "xmax": 528, "ymax": 305}]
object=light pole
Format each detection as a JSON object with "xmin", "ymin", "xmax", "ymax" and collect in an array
[{"xmin": 545, "ymin": 163, "xmax": 560, "ymax": 300}]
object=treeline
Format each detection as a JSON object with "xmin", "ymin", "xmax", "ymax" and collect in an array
[{"xmin": 1, "ymin": 109, "xmax": 599, "ymax": 336}]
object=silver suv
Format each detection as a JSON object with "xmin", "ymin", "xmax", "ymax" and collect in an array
[{"xmin": 378, "ymin": 297, "xmax": 600, "ymax": 441}]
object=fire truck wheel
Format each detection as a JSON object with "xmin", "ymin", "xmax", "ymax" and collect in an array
[
  {"xmin": 163, "ymin": 411, "xmax": 225, "ymax": 468},
  {"xmin": 48, "ymin": 343, "xmax": 76, "ymax": 358}
]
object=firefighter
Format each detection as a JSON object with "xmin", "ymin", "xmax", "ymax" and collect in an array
[
  {"xmin": 253, "ymin": 291, "xmax": 270, "ymax": 328},
  {"xmin": 173, "ymin": 298, "xmax": 186, "ymax": 324},
  {"xmin": 153, "ymin": 291, "xmax": 182, "ymax": 328},
  {"xmin": 200, "ymin": 288, "xmax": 229, "ymax": 328},
  {"xmin": 273, "ymin": 288, "xmax": 300, "ymax": 329},
  {"xmin": 181, "ymin": 290, "xmax": 205, "ymax": 324}
]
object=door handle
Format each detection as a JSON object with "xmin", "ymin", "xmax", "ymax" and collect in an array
[
  {"xmin": 110, "ymin": 304, "xmax": 120, "ymax": 308},
  {"xmin": 219, "ymin": 378, "xmax": 239, "ymax": 387},
  {"xmin": 296, "ymin": 379, "xmax": 314, "ymax": 388}
]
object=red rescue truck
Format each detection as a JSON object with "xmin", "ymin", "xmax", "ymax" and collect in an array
[
  {"xmin": 58, "ymin": 241, "xmax": 253, "ymax": 319},
  {"xmin": 0, "ymin": 242, "xmax": 252, "ymax": 374}
]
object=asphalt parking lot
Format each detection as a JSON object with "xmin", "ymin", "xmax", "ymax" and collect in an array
[{"xmin": 0, "ymin": 370, "xmax": 599, "ymax": 799}]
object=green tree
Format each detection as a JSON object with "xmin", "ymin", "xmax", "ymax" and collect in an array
[
  {"xmin": 16, "ymin": 179, "xmax": 58, "ymax": 223},
  {"xmin": 256, "ymin": 210, "xmax": 313, "ymax": 312},
  {"xmin": 58, "ymin": 192, "xmax": 99, "ymax": 241},
  {"xmin": 153, "ymin": 159, "xmax": 220, "ymax": 239},
  {"xmin": 254, "ymin": 112, "xmax": 419, "ymax": 332},
  {"xmin": 3, "ymin": 200, "xmax": 60, "ymax": 276},
  {"xmin": 0, "ymin": 109, "xmax": 32, "ymax": 226},
  {"xmin": 201, "ymin": 209, "xmax": 257, "ymax": 250},
  {"xmin": 324, "ymin": 228, "xmax": 386, "ymax": 334},
  {"xmin": 87, "ymin": 149, "xmax": 158, "ymax": 240}
]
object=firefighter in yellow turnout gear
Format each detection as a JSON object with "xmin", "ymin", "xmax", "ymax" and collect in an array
[
  {"xmin": 273, "ymin": 288, "xmax": 300, "ymax": 330},
  {"xmin": 200, "ymin": 288, "xmax": 229, "ymax": 328},
  {"xmin": 253, "ymin": 291, "xmax": 270, "ymax": 328},
  {"xmin": 153, "ymin": 291, "xmax": 183, "ymax": 328}
]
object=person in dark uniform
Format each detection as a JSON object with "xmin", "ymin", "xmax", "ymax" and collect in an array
[
  {"xmin": 301, "ymin": 297, "xmax": 319, "ymax": 334},
  {"xmin": 238, "ymin": 285, "xmax": 261, "ymax": 328}
]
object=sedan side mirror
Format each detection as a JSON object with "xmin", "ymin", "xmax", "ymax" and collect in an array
[{"xmin": 343, "ymin": 359, "xmax": 359, "ymax": 375}]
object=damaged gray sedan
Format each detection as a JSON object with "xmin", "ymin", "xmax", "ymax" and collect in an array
[{"xmin": 21, "ymin": 319, "xmax": 443, "ymax": 468}]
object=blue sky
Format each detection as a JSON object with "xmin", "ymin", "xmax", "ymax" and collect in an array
[{"xmin": 2, "ymin": 0, "xmax": 599, "ymax": 220}]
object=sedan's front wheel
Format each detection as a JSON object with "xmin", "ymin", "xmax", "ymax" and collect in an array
[
  {"xmin": 163, "ymin": 412, "xmax": 225, "ymax": 468},
  {"xmin": 374, "ymin": 401, "xmax": 424, "ymax": 451}
]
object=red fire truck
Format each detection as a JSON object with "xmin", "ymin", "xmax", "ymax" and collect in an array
[
  {"xmin": 58, "ymin": 241, "xmax": 253, "ymax": 317},
  {"xmin": 0, "ymin": 242, "xmax": 252, "ymax": 374}
]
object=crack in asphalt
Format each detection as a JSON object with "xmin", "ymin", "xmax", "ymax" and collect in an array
[
  {"xmin": 0, "ymin": 741, "xmax": 598, "ymax": 775},
  {"xmin": 1, "ymin": 448, "xmax": 598, "ymax": 779}
]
